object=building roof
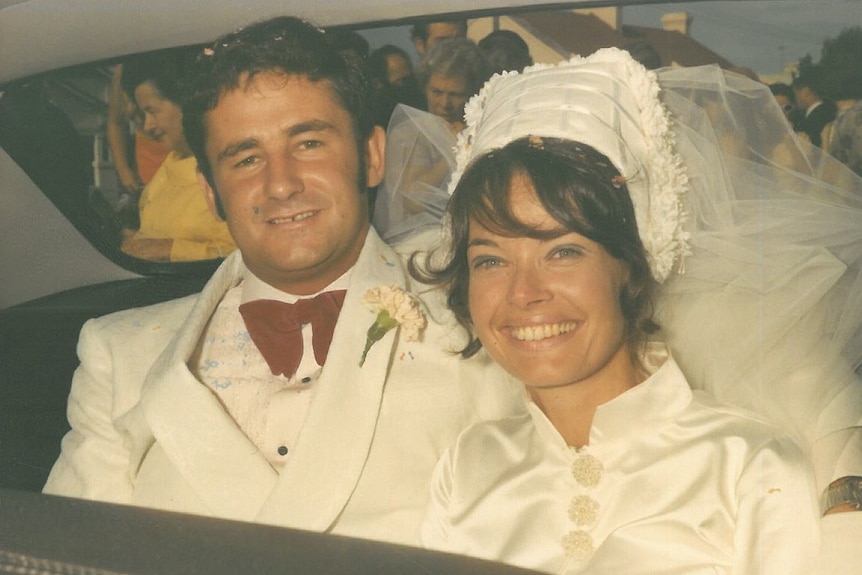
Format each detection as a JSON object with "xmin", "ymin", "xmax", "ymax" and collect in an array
[
  {"xmin": 511, "ymin": 10, "xmax": 737, "ymax": 70},
  {"xmin": 513, "ymin": 10, "xmax": 628, "ymax": 59},
  {"xmin": 621, "ymin": 25, "xmax": 736, "ymax": 69}
]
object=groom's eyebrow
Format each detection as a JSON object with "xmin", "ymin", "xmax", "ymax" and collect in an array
[{"xmin": 216, "ymin": 139, "xmax": 258, "ymax": 164}]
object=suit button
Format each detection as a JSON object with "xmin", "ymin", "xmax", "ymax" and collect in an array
[{"xmin": 277, "ymin": 445, "xmax": 289, "ymax": 456}]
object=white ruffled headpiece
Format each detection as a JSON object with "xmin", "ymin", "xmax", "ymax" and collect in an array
[{"xmin": 449, "ymin": 48, "xmax": 690, "ymax": 282}]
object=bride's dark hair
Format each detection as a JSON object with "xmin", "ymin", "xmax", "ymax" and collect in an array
[{"xmin": 412, "ymin": 136, "xmax": 659, "ymax": 358}]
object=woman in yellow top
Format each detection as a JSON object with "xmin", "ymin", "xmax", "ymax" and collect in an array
[{"xmin": 120, "ymin": 48, "xmax": 236, "ymax": 262}]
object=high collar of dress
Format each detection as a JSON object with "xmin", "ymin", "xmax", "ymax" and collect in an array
[{"xmin": 527, "ymin": 343, "xmax": 693, "ymax": 450}]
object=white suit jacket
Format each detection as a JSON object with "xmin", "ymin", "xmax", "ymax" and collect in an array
[{"xmin": 43, "ymin": 229, "xmax": 523, "ymax": 545}]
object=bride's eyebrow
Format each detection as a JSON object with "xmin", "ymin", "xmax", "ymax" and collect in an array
[{"xmin": 467, "ymin": 238, "xmax": 499, "ymax": 249}]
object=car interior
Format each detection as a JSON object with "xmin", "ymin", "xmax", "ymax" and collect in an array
[
  {"xmin": 0, "ymin": 0, "xmax": 851, "ymax": 488},
  {"xmin": 0, "ymin": 0, "xmax": 857, "ymax": 570}
]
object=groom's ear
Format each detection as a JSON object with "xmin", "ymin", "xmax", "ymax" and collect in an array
[
  {"xmin": 364, "ymin": 125, "xmax": 386, "ymax": 189},
  {"xmin": 198, "ymin": 170, "xmax": 226, "ymax": 221}
]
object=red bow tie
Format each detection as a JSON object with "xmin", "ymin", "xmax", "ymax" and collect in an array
[{"xmin": 239, "ymin": 290, "xmax": 347, "ymax": 378}]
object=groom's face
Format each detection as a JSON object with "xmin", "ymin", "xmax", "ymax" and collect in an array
[{"xmin": 199, "ymin": 71, "xmax": 385, "ymax": 295}]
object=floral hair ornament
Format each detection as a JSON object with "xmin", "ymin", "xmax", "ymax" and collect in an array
[
  {"xmin": 360, "ymin": 286, "xmax": 426, "ymax": 366},
  {"xmin": 450, "ymin": 48, "xmax": 690, "ymax": 283}
]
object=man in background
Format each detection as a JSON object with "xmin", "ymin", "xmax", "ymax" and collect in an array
[
  {"xmin": 410, "ymin": 19, "xmax": 467, "ymax": 59},
  {"xmin": 793, "ymin": 73, "xmax": 837, "ymax": 147}
]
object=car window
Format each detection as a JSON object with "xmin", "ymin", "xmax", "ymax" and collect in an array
[
  {"xmin": 0, "ymin": 51, "xmax": 232, "ymax": 270},
  {"xmin": 0, "ymin": 1, "xmax": 854, "ymax": 276}
]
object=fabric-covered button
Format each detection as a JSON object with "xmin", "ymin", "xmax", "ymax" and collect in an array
[
  {"xmin": 571, "ymin": 452, "xmax": 603, "ymax": 487},
  {"xmin": 561, "ymin": 529, "xmax": 594, "ymax": 562},
  {"xmin": 568, "ymin": 495, "xmax": 600, "ymax": 526}
]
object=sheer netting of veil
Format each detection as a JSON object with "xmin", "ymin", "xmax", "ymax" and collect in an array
[
  {"xmin": 375, "ymin": 63, "xmax": 862, "ymax": 490},
  {"xmin": 373, "ymin": 104, "xmax": 456, "ymax": 246}
]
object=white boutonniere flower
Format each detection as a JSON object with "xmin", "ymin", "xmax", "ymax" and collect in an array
[{"xmin": 360, "ymin": 285, "xmax": 426, "ymax": 366}]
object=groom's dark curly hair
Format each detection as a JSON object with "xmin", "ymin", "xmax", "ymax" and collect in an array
[{"xmin": 182, "ymin": 16, "xmax": 374, "ymax": 192}]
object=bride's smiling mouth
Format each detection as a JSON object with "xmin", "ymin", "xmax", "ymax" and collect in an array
[{"xmin": 509, "ymin": 321, "xmax": 577, "ymax": 342}]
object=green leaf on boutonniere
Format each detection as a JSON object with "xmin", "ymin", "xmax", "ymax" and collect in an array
[{"xmin": 359, "ymin": 286, "xmax": 426, "ymax": 366}]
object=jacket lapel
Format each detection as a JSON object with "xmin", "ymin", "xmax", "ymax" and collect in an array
[
  {"xmin": 256, "ymin": 229, "xmax": 406, "ymax": 530},
  {"xmin": 139, "ymin": 231, "xmax": 411, "ymax": 529},
  {"xmin": 140, "ymin": 251, "xmax": 279, "ymax": 522}
]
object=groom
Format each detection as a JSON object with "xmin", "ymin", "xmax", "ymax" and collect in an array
[{"xmin": 43, "ymin": 16, "xmax": 520, "ymax": 545}]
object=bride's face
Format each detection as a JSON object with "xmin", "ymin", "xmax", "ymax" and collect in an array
[{"xmin": 466, "ymin": 176, "xmax": 632, "ymax": 390}]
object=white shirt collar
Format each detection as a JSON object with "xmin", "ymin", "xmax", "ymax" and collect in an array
[
  {"xmin": 805, "ymin": 100, "xmax": 823, "ymax": 117},
  {"xmin": 240, "ymin": 265, "xmax": 352, "ymax": 304}
]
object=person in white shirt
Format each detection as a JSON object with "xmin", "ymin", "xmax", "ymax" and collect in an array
[{"xmin": 42, "ymin": 15, "xmax": 521, "ymax": 546}]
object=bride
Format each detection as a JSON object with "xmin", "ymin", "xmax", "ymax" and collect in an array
[{"xmin": 377, "ymin": 49, "xmax": 862, "ymax": 573}]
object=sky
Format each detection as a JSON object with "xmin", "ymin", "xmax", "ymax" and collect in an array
[
  {"xmin": 361, "ymin": 0, "xmax": 861, "ymax": 78},
  {"xmin": 623, "ymin": 0, "xmax": 862, "ymax": 75}
]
